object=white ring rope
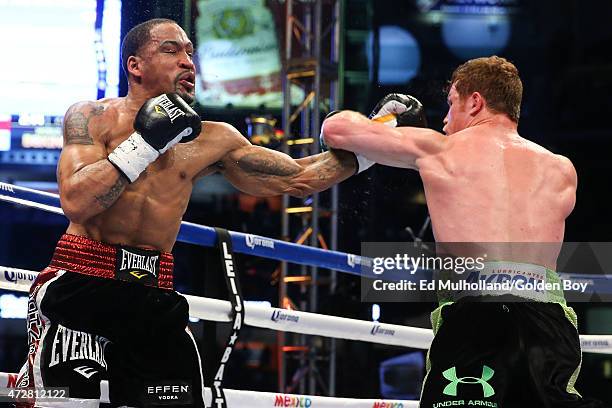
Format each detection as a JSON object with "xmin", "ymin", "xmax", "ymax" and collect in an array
[
  {"xmin": 2, "ymin": 266, "xmax": 612, "ymax": 354},
  {"xmin": 0, "ymin": 266, "xmax": 431, "ymax": 349},
  {"xmin": 0, "ymin": 372, "xmax": 418, "ymax": 407},
  {"xmin": 0, "ymin": 195, "xmax": 64, "ymax": 215}
]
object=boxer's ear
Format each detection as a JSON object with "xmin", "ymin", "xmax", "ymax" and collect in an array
[
  {"xmin": 468, "ymin": 91, "xmax": 484, "ymax": 116},
  {"xmin": 127, "ymin": 55, "xmax": 143, "ymax": 82}
]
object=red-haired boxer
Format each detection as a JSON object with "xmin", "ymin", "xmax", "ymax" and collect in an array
[{"xmin": 322, "ymin": 56, "xmax": 608, "ymax": 407}]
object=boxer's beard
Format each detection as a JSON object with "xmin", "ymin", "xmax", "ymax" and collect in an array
[
  {"xmin": 176, "ymin": 86, "xmax": 195, "ymax": 105},
  {"xmin": 174, "ymin": 75, "xmax": 195, "ymax": 105}
]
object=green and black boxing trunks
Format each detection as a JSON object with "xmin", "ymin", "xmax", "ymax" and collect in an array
[{"xmin": 420, "ymin": 262, "xmax": 610, "ymax": 408}]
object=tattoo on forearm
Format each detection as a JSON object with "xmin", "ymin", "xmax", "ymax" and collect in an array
[
  {"xmin": 317, "ymin": 150, "xmax": 357, "ymax": 180},
  {"xmin": 94, "ymin": 176, "xmax": 127, "ymax": 209},
  {"xmin": 64, "ymin": 103, "xmax": 105, "ymax": 145},
  {"xmin": 237, "ymin": 153, "xmax": 300, "ymax": 178},
  {"xmin": 319, "ymin": 160, "xmax": 339, "ymax": 180}
]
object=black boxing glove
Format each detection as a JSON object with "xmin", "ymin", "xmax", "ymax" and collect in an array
[
  {"xmin": 319, "ymin": 110, "xmax": 375, "ymax": 174},
  {"xmin": 108, "ymin": 93, "xmax": 202, "ymax": 182},
  {"xmin": 369, "ymin": 93, "xmax": 428, "ymax": 128}
]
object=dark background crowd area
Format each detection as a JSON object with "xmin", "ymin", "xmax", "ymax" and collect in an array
[{"xmin": 1, "ymin": 0, "xmax": 612, "ymax": 403}]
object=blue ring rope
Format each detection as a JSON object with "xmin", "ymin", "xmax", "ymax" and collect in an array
[
  {"xmin": 0, "ymin": 182, "xmax": 365, "ymax": 276},
  {"xmin": 2, "ymin": 181, "xmax": 612, "ymax": 296}
]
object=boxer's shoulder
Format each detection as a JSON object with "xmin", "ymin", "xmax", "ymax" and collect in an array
[
  {"xmin": 200, "ymin": 120, "xmax": 239, "ymax": 135},
  {"xmin": 196, "ymin": 120, "xmax": 249, "ymax": 149},
  {"xmin": 63, "ymin": 98, "xmax": 128, "ymax": 146},
  {"xmin": 67, "ymin": 96, "xmax": 123, "ymax": 113},
  {"xmin": 63, "ymin": 98, "xmax": 119, "ymax": 128},
  {"xmin": 553, "ymin": 154, "xmax": 577, "ymax": 185},
  {"xmin": 514, "ymin": 135, "xmax": 569, "ymax": 166},
  {"xmin": 509, "ymin": 136, "xmax": 576, "ymax": 185},
  {"xmin": 438, "ymin": 126, "xmax": 476, "ymax": 151},
  {"xmin": 64, "ymin": 99, "xmax": 105, "ymax": 120}
]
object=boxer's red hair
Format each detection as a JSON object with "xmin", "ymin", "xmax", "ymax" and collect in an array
[{"xmin": 449, "ymin": 56, "xmax": 523, "ymax": 123}]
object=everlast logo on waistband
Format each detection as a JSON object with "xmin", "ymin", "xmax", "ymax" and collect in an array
[
  {"xmin": 120, "ymin": 250, "xmax": 159, "ymax": 276},
  {"xmin": 156, "ymin": 94, "xmax": 186, "ymax": 123},
  {"xmin": 115, "ymin": 246, "xmax": 161, "ymax": 287}
]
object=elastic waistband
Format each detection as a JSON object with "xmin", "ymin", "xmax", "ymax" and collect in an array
[
  {"xmin": 49, "ymin": 234, "xmax": 174, "ymax": 290},
  {"xmin": 438, "ymin": 261, "xmax": 565, "ymax": 304},
  {"xmin": 481, "ymin": 261, "xmax": 553, "ymax": 278}
]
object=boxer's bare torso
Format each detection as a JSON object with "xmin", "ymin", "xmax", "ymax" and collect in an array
[
  {"xmin": 59, "ymin": 97, "xmax": 355, "ymax": 252},
  {"xmin": 418, "ymin": 124, "xmax": 576, "ymax": 268},
  {"xmin": 323, "ymin": 107, "xmax": 577, "ymax": 269}
]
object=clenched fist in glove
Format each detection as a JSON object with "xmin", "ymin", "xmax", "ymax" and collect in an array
[{"xmin": 108, "ymin": 93, "xmax": 202, "ymax": 182}]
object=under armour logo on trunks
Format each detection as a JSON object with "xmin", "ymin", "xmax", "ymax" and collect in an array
[
  {"xmin": 115, "ymin": 246, "xmax": 161, "ymax": 287},
  {"xmin": 442, "ymin": 365, "xmax": 496, "ymax": 398}
]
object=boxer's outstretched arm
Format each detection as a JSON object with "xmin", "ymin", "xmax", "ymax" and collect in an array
[
  {"xmin": 57, "ymin": 101, "xmax": 127, "ymax": 223},
  {"xmin": 219, "ymin": 146, "xmax": 356, "ymax": 197},
  {"xmin": 323, "ymin": 110, "xmax": 446, "ymax": 169},
  {"xmin": 208, "ymin": 123, "xmax": 356, "ymax": 197}
]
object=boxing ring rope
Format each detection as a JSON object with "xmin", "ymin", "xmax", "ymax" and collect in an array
[
  {"xmin": 1, "ymin": 181, "xmax": 612, "ymax": 406},
  {"xmin": 0, "ymin": 182, "xmax": 365, "ymax": 275},
  {"xmin": 1, "ymin": 181, "xmax": 612, "ymax": 353},
  {"xmin": 1, "ymin": 271, "xmax": 611, "ymax": 408},
  {"xmin": 3, "ymin": 181, "xmax": 612, "ymax": 288},
  {"xmin": 0, "ymin": 267, "xmax": 434, "ymax": 349},
  {"xmin": 2, "ymin": 266, "xmax": 611, "ymax": 354}
]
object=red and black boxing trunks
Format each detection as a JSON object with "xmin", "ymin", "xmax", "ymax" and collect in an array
[{"xmin": 14, "ymin": 234, "xmax": 205, "ymax": 407}]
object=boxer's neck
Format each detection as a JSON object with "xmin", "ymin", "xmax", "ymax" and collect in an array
[
  {"xmin": 124, "ymin": 86, "xmax": 162, "ymax": 112},
  {"xmin": 466, "ymin": 111, "xmax": 517, "ymax": 131}
]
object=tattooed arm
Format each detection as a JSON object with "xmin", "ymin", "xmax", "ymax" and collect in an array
[
  {"xmin": 210, "ymin": 123, "xmax": 356, "ymax": 197},
  {"xmin": 57, "ymin": 101, "xmax": 127, "ymax": 223}
]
